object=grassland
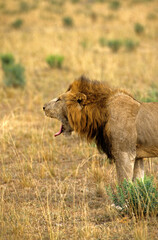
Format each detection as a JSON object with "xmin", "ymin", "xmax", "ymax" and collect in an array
[{"xmin": 0, "ymin": 0, "xmax": 158, "ymax": 239}]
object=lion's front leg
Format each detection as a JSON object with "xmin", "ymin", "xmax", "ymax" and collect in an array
[
  {"xmin": 107, "ymin": 94, "xmax": 140, "ymax": 183},
  {"xmin": 133, "ymin": 158, "xmax": 144, "ymax": 181},
  {"xmin": 114, "ymin": 151, "xmax": 135, "ymax": 183}
]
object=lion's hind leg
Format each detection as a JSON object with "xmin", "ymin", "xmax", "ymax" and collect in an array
[{"xmin": 133, "ymin": 158, "xmax": 144, "ymax": 181}]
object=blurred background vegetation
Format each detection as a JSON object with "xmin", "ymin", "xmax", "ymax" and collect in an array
[{"xmin": 0, "ymin": 0, "xmax": 158, "ymax": 99}]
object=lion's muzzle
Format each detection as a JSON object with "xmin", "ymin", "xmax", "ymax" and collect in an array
[
  {"xmin": 43, "ymin": 98, "xmax": 59, "ymax": 119},
  {"xmin": 43, "ymin": 97, "xmax": 73, "ymax": 137}
]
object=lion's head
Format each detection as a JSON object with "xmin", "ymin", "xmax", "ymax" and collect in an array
[
  {"xmin": 43, "ymin": 76, "xmax": 112, "ymax": 157},
  {"xmin": 43, "ymin": 96, "xmax": 73, "ymax": 136}
]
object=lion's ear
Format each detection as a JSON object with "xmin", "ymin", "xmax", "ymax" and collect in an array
[{"xmin": 76, "ymin": 92, "xmax": 87, "ymax": 105}]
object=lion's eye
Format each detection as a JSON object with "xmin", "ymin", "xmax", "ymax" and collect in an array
[{"xmin": 56, "ymin": 98, "xmax": 60, "ymax": 102}]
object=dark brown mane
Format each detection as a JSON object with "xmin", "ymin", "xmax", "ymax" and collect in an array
[
  {"xmin": 71, "ymin": 75, "xmax": 112, "ymax": 100},
  {"xmin": 66, "ymin": 76, "xmax": 114, "ymax": 159}
]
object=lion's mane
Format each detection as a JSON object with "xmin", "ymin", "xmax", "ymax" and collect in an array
[
  {"xmin": 65, "ymin": 76, "xmax": 119, "ymax": 159},
  {"xmin": 44, "ymin": 75, "xmax": 158, "ymax": 182}
]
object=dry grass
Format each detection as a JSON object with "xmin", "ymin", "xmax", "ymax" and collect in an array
[{"xmin": 0, "ymin": 0, "xmax": 158, "ymax": 239}]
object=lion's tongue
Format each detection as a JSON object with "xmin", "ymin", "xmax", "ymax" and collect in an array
[{"xmin": 54, "ymin": 125, "xmax": 63, "ymax": 137}]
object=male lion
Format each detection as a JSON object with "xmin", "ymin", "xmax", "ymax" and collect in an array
[{"xmin": 43, "ymin": 76, "xmax": 158, "ymax": 183}]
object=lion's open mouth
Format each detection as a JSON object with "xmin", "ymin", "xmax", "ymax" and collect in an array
[
  {"xmin": 54, "ymin": 123, "xmax": 73, "ymax": 137},
  {"xmin": 54, "ymin": 124, "xmax": 64, "ymax": 137}
]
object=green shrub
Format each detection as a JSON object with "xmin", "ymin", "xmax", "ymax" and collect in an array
[
  {"xmin": 11, "ymin": 19, "xmax": 23, "ymax": 29},
  {"xmin": 63, "ymin": 16, "xmax": 73, "ymax": 27},
  {"xmin": 46, "ymin": 55, "xmax": 64, "ymax": 68},
  {"xmin": 63, "ymin": 16, "xmax": 74, "ymax": 27},
  {"xmin": 71, "ymin": 0, "xmax": 80, "ymax": 3},
  {"xmin": 99, "ymin": 37, "xmax": 107, "ymax": 47},
  {"xmin": 99, "ymin": 38, "xmax": 139, "ymax": 52},
  {"xmin": 3, "ymin": 63, "xmax": 25, "ymax": 88},
  {"xmin": 19, "ymin": 1, "xmax": 30, "ymax": 12},
  {"xmin": 50, "ymin": 0, "xmax": 65, "ymax": 6},
  {"xmin": 95, "ymin": 0, "xmax": 106, "ymax": 2},
  {"xmin": 124, "ymin": 39, "xmax": 139, "ymax": 51},
  {"xmin": 109, "ymin": 1, "xmax": 121, "ymax": 10},
  {"xmin": 107, "ymin": 39, "xmax": 122, "ymax": 52},
  {"xmin": 0, "ymin": 53, "xmax": 25, "ymax": 88},
  {"xmin": 134, "ymin": 23, "xmax": 144, "ymax": 34},
  {"xmin": 106, "ymin": 176, "xmax": 158, "ymax": 218},
  {"xmin": 1, "ymin": 53, "xmax": 15, "ymax": 67}
]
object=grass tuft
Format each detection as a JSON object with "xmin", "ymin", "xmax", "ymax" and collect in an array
[
  {"xmin": 106, "ymin": 176, "xmax": 158, "ymax": 218},
  {"xmin": 109, "ymin": 1, "xmax": 121, "ymax": 10},
  {"xmin": 0, "ymin": 53, "xmax": 15, "ymax": 66},
  {"xmin": 19, "ymin": 1, "xmax": 30, "ymax": 12},
  {"xmin": 46, "ymin": 54, "xmax": 64, "ymax": 68},
  {"xmin": 107, "ymin": 39, "xmax": 122, "ymax": 52},
  {"xmin": 63, "ymin": 16, "xmax": 74, "ymax": 27},
  {"xmin": 11, "ymin": 19, "xmax": 24, "ymax": 29},
  {"xmin": 124, "ymin": 39, "xmax": 139, "ymax": 51},
  {"xmin": 0, "ymin": 53, "xmax": 26, "ymax": 88},
  {"xmin": 134, "ymin": 23, "xmax": 145, "ymax": 34}
]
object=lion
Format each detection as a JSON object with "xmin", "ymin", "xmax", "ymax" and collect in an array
[{"xmin": 43, "ymin": 76, "xmax": 158, "ymax": 183}]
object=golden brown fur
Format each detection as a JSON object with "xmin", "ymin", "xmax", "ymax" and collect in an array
[{"xmin": 43, "ymin": 76, "xmax": 158, "ymax": 182}]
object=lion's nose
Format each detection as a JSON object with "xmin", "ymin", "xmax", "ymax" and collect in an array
[{"xmin": 43, "ymin": 104, "xmax": 46, "ymax": 111}]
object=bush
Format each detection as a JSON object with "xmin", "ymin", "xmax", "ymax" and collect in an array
[
  {"xmin": 1, "ymin": 53, "xmax": 15, "ymax": 67},
  {"xmin": 50, "ymin": 0, "xmax": 65, "ymax": 5},
  {"xmin": 46, "ymin": 55, "xmax": 64, "ymax": 68},
  {"xmin": 99, "ymin": 38, "xmax": 139, "ymax": 52},
  {"xmin": 11, "ymin": 19, "xmax": 23, "ymax": 29},
  {"xmin": 71, "ymin": 0, "xmax": 80, "ymax": 3},
  {"xmin": 124, "ymin": 39, "xmax": 139, "ymax": 51},
  {"xmin": 3, "ymin": 64, "xmax": 25, "ymax": 88},
  {"xmin": 109, "ymin": 1, "xmax": 121, "ymax": 10},
  {"xmin": 106, "ymin": 176, "xmax": 158, "ymax": 218},
  {"xmin": 107, "ymin": 39, "xmax": 122, "ymax": 52},
  {"xmin": 19, "ymin": 1, "xmax": 30, "ymax": 12},
  {"xmin": 95, "ymin": 0, "xmax": 106, "ymax": 2},
  {"xmin": 134, "ymin": 23, "xmax": 144, "ymax": 34},
  {"xmin": 0, "ymin": 53, "xmax": 25, "ymax": 88},
  {"xmin": 63, "ymin": 16, "xmax": 74, "ymax": 27}
]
